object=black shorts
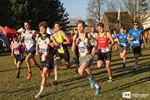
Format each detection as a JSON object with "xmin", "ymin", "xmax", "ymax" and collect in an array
[
  {"xmin": 41, "ymin": 54, "xmax": 54, "ymax": 70},
  {"xmin": 98, "ymin": 51, "xmax": 111, "ymax": 61},
  {"xmin": 64, "ymin": 49, "xmax": 70, "ymax": 62},
  {"xmin": 55, "ymin": 50, "xmax": 70, "ymax": 62},
  {"xmin": 132, "ymin": 46, "xmax": 141, "ymax": 56},
  {"xmin": 14, "ymin": 54, "xmax": 25, "ymax": 64}
]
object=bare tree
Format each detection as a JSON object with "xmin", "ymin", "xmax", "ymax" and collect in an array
[
  {"xmin": 69, "ymin": 17, "xmax": 78, "ymax": 26},
  {"xmin": 122, "ymin": 0, "xmax": 150, "ymax": 23},
  {"xmin": 105, "ymin": 0, "xmax": 126, "ymax": 12},
  {"xmin": 87, "ymin": 0, "xmax": 106, "ymax": 26},
  {"xmin": 106, "ymin": 0, "xmax": 118, "ymax": 12}
]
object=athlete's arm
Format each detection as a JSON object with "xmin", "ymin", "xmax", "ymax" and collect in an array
[
  {"xmin": 127, "ymin": 29, "xmax": 134, "ymax": 41},
  {"xmin": 50, "ymin": 35, "xmax": 58, "ymax": 47},
  {"xmin": 36, "ymin": 40, "xmax": 39, "ymax": 55},
  {"xmin": 107, "ymin": 32, "xmax": 114, "ymax": 46},
  {"xmin": 127, "ymin": 33, "xmax": 133, "ymax": 41},
  {"xmin": 2, "ymin": 39, "xmax": 6, "ymax": 47},
  {"xmin": 141, "ymin": 30, "xmax": 144, "ymax": 40},
  {"xmin": 20, "ymin": 32, "xmax": 24, "ymax": 42},
  {"xmin": 88, "ymin": 33, "xmax": 97, "ymax": 40},
  {"xmin": 71, "ymin": 33, "xmax": 78, "ymax": 52},
  {"xmin": 62, "ymin": 31, "xmax": 70, "ymax": 45},
  {"xmin": 91, "ymin": 40, "xmax": 98, "ymax": 56},
  {"xmin": 10, "ymin": 41, "xmax": 14, "ymax": 56}
]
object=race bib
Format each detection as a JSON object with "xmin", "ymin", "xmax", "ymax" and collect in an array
[
  {"xmin": 121, "ymin": 43, "xmax": 126, "ymax": 47},
  {"xmin": 79, "ymin": 47, "xmax": 86, "ymax": 53},
  {"xmin": 39, "ymin": 48, "xmax": 47, "ymax": 54},
  {"xmin": 101, "ymin": 46, "xmax": 109, "ymax": 53},
  {"xmin": 89, "ymin": 40, "xmax": 95, "ymax": 46},
  {"xmin": 133, "ymin": 40, "xmax": 139, "ymax": 44},
  {"xmin": 58, "ymin": 45, "xmax": 64, "ymax": 54},
  {"xmin": 14, "ymin": 49, "xmax": 20, "ymax": 55}
]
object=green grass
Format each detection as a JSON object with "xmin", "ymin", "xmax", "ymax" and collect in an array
[{"xmin": 0, "ymin": 43, "xmax": 150, "ymax": 100}]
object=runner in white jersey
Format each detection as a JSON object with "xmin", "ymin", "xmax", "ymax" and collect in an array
[
  {"xmin": 72, "ymin": 20, "xmax": 101, "ymax": 96},
  {"xmin": 11, "ymin": 34, "xmax": 25, "ymax": 78},
  {"xmin": 35, "ymin": 21, "xmax": 58, "ymax": 98},
  {"xmin": 21, "ymin": 21, "xmax": 40, "ymax": 80}
]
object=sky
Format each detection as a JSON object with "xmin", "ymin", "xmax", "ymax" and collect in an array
[
  {"xmin": 60, "ymin": 0, "xmax": 89, "ymax": 19},
  {"xmin": 60, "ymin": 0, "xmax": 150, "ymax": 20}
]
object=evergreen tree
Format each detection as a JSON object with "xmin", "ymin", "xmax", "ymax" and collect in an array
[
  {"xmin": 9, "ymin": 0, "xmax": 69, "ymax": 29},
  {"xmin": 0, "ymin": 0, "xmax": 11, "ymax": 26}
]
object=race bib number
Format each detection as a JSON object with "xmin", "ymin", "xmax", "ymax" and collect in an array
[
  {"xmin": 39, "ymin": 48, "xmax": 47, "ymax": 54},
  {"xmin": 89, "ymin": 40, "xmax": 95, "ymax": 46},
  {"xmin": 133, "ymin": 40, "xmax": 139, "ymax": 44},
  {"xmin": 14, "ymin": 49, "xmax": 20, "ymax": 55},
  {"xmin": 79, "ymin": 47, "xmax": 86, "ymax": 53},
  {"xmin": 101, "ymin": 46, "xmax": 109, "ymax": 53},
  {"xmin": 121, "ymin": 43, "xmax": 126, "ymax": 47}
]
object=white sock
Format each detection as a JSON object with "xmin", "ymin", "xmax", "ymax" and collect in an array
[
  {"xmin": 95, "ymin": 83, "xmax": 99, "ymax": 88},
  {"xmin": 35, "ymin": 86, "xmax": 44, "ymax": 98},
  {"xmin": 55, "ymin": 77, "xmax": 57, "ymax": 81}
]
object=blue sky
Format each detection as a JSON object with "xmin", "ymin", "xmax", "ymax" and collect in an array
[{"xmin": 60, "ymin": 0, "xmax": 89, "ymax": 19}]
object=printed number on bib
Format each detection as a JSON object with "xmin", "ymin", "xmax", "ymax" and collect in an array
[
  {"xmin": 14, "ymin": 49, "xmax": 20, "ymax": 55},
  {"xmin": 40, "ymin": 48, "xmax": 47, "ymax": 54},
  {"xmin": 133, "ymin": 40, "xmax": 139, "ymax": 44},
  {"xmin": 90, "ymin": 40, "xmax": 95, "ymax": 46},
  {"xmin": 101, "ymin": 46, "xmax": 109, "ymax": 53},
  {"xmin": 121, "ymin": 43, "xmax": 126, "ymax": 46},
  {"xmin": 79, "ymin": 47, "xmax": 86, "ymax": 53}
]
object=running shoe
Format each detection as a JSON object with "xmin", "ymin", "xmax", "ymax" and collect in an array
[
  {"xmin": 27, "ymin": 73, "xmax": 32, "ymax": 80},
  {"xmin": 53, "ymin": 80, "xmax": 58, "ymax": 85},
  {"xmin": 35, "ymin": 94, "xmax": 40, "ymax": 98},
  {"xmin": 108, "ymin": 78, "xmax": 113, "ymax": 83},
  {"xmin": 95, "ymin": 87, "xmax": 101, "ymax": 96}
]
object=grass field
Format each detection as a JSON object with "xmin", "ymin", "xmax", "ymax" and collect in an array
[{"xmin": 0, "ymin": 43, "xmax": 150, "ymax": 100}]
